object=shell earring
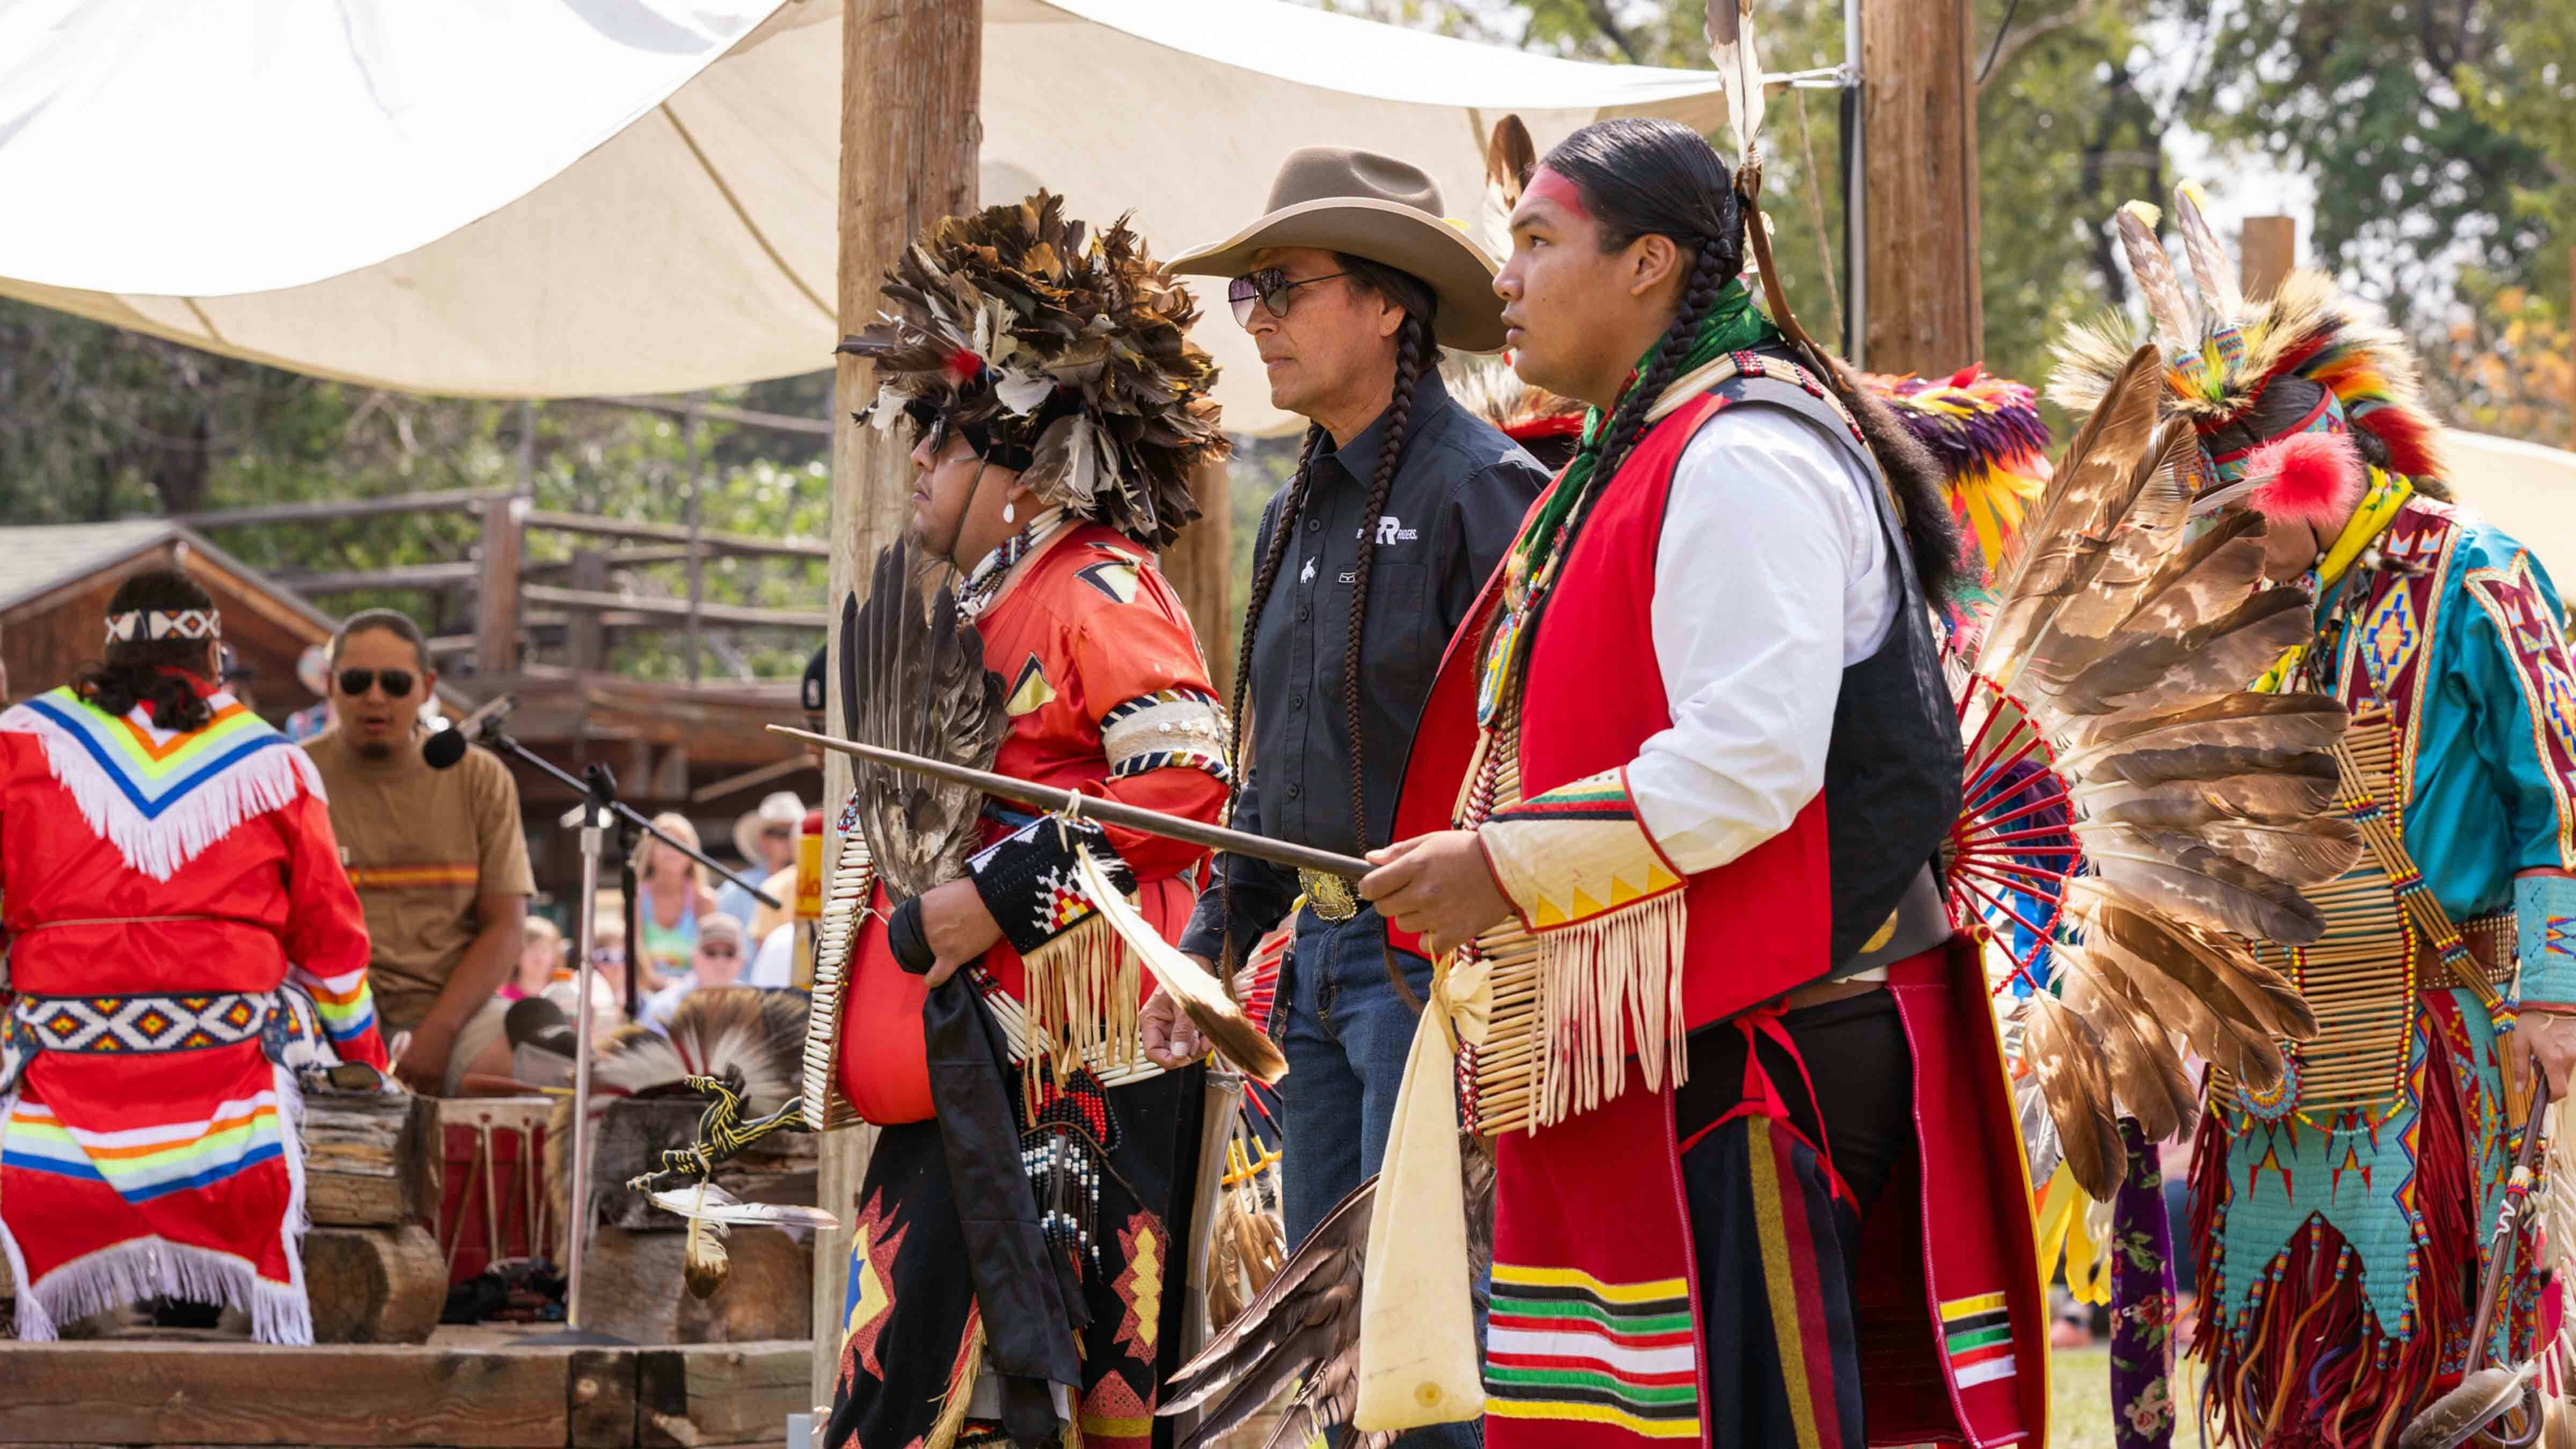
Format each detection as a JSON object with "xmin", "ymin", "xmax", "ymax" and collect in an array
[{"xmin": 1002, "ymin": 501, "xmax": 1016, "ymax": 525}]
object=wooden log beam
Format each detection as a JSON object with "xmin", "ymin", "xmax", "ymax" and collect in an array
[
  {"xmin": 279, "ymin": 561, "xmax": 482, "ymax": 595},
  {"xmin": 524, "ymin": 509, "xmax": 830, "ymax": 561},
  {"xmin": 182, "ymin": 487, "xmax": 515, "ymax": 530},
  {"xmin": 1860, "ymin": 0, "xmax": 1982, "ymax": 375},
  {"xmin": 477, "ymin": 497, "xmax": 525, "ymax": 675},
  {"xmin": 526, "ymin": 545, "xmax": 700, "ymax": 573},
  {"xmin": 302, "ymin": 1224, "xmax": 446, "ymax": 1344},
  {"xmin": 564, "ymin": 555, "xmax": 609, "ymax": 674},
  {"xmin": 573, "ymin": 394, "xmax": 836, "ymax": 438},
  {"xmin": 524, "ymin": 584, "xmax": 829, "ymax": 632},
  {"xmin": 813, "ymin": 0, "xmax": 982, "ymax": 1410},
  {"xmin": 0, "ymin": 1341, "xmax": 575, "ymax": 1446}
]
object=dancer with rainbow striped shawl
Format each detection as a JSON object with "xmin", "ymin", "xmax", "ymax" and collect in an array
[{"xmin": 0, "ymin": 568, "xmax": 385, "ymax": 1344}]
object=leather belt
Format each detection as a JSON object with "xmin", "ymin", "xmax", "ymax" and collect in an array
[
  {"xmin": 1783, "ymin": 977, "xmax": 1886, "ymax": 1012},
  {"xmin": 2420, "ymin": 912, "xmax": 2516, "ymax": 991}
]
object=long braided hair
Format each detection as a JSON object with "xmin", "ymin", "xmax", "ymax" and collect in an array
[
  {"xmin": 1506, "ymin": 121, "xmax": 1965, "ymax": 694},
  {"xmin": 1215, "ymin": 258, "xmax": 1437, "ymax": 976},
  {"xmin": 1496, "ymin": 130, "xmax": 1745, "ymax": 704}
]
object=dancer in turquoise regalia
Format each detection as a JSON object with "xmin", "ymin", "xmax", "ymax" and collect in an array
[{"xmin": 2049, "ymin": 184, "xmax": 2576, "ymax": 1446}]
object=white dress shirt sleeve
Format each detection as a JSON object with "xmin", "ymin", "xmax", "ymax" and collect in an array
[{"xmin": 1626, "ymin": 405, "xmax": 1895, "ymax": 875}]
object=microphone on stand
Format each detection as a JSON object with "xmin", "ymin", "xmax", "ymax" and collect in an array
[{"xmin": 424, "ymin": 693, "xmax": 517, "ymax": 770}]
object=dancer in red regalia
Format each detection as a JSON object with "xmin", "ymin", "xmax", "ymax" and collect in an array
[{"xmin": 0, "ymin": 567, "xmax": 386, "ymax": 1344}]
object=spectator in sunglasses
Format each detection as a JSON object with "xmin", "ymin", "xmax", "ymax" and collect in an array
[
  {"xmin": 304, "ymin": 608, "xmax": 534, "ymax": 1095},
  {"xmin": 640, "ymin": 912, "xmax": 747, "ymax": 1034}
]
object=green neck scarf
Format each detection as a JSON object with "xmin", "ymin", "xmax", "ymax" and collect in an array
[{"xmin": 1509, "ymin": 278, "xmax": 1784, "ymax": 596}]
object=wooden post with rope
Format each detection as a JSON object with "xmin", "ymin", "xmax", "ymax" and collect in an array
[
  {"xmin": 811, "ymin": 0, "xmax": 984, "ymax": 1418},
  {"xmin": 1858, "ymin": 0, "xmax": 1981, "ymax": 376}
]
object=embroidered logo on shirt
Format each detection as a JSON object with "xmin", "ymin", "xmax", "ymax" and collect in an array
[
  {"xmin": 1366, "ymin": 515, "xmax": 1419, "ymax": 545},
  {"xmin": 1300, "ymin": 558, "xmax": 1318, "ymax": 585}
]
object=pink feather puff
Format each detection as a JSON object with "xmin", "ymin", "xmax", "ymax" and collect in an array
[{"xmin": 2244, "ymin": 430, "xmax": 2365, "ymax": 530}]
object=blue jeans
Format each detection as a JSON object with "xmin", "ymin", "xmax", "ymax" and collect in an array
[{"xmin": 1280, "ymin": 905, "xmax": 1484, "ymax": 1448}]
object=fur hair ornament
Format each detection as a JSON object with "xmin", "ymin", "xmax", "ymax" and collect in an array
[
  {"xmin": 2242, "ymin": 429, "xmax": 2366, "ymax": 529},
  {"xmin": 838, "ymin": 191, "xmax": 1228, "ymax": 548}
]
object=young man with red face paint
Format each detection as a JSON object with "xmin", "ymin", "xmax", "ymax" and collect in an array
[{"xmin": 1357, "ymin": 119, "xmax": 2047, "ymax": 1449}]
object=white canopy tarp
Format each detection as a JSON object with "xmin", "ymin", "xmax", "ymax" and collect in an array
[
  {"xmin": 2449, "ymin": 431, "xmax": 2576, "ymax": 587},
  {"xmin": 0, "ymin": 0, "xmax": 1732, "ymax": 436}
]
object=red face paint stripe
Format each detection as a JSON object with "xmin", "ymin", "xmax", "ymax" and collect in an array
[{"xmin": 1524, "ymin": 166, "xmax": 1592, "ymax": 223}]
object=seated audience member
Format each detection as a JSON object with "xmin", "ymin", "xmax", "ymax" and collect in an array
[
  {"xmin": 748, "ymin": 919, "xmax": 798, "ymax": 990},
  {"xmin": 302, "ymin": 608, "xmax": 532, "ymax": 1095},
  {"xmin": 720, "ymin": 792, "xmax": 803, "ymax": 928},
  {"xmin": 284, "ymin": 645, "xmax": 332, "ymax": 742},
  {"xmin": 502, "ymin": 917, "xmax": 562, "ymax": 1001},
  {"xmin": 544, "ymin": 912, "xmax": 630, "ymax": 1028},
  {"xmin": 632, "ymin": 813, "xmax": 716, "ymax": 993},
  {"xmin": 642, "ymin": 913, "xmax": 747, "ymax": 1032}
]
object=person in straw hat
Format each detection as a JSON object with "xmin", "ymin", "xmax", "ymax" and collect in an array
[
  {"xmin": 1146, "ymin": 149, "xmax": 1546, "ymax": 1311},
  {"xmin": 718, "ymin": 789, "xmax": 803, "ymax": 933}
]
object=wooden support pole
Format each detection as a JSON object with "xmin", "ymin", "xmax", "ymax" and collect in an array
[
  {"xmin": 475, "ymin": 497, "xmax": 523, "ymax": 675},
  {"xmin": 1860, "ymin": 0, "xmax": 1982, "ymax": 375},
  {"xmin": 684, "ymin": 395, "xmax": 705, "ymax": 685},
  {"xmin": 565, "ymin": 553, "xmax": 610, "ymax": 673},
  {"xmin": 2242, "ymin": 215, "xmax": 2297, "ymax": 301},
  {"xmin": 812, "ymin": 0, "xmax": 984, "ymax": 1415},
  {"xmin": 1161, "ymin": 453, "xmax": 1236, "ymax": 690}
]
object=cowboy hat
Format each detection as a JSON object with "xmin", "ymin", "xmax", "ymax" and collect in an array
[
  {"xmin": 1168, "ymin": 147, "xmax": 1506, "ymax": 353},
  {"xmin": 732, "ymin": 790, "xmax": 805, "ymax": 865}
]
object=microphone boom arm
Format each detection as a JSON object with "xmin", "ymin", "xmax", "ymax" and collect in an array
[{"xmin": 474, "ymin": 717, "xmax": 784, "ymax": 911}]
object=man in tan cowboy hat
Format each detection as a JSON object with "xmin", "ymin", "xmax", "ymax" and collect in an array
[{"xmin": 1147, "ymin": 147, "xmax": 1546, "ymax": 1343}]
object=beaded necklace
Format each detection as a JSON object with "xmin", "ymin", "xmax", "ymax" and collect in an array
[{"xmin": 955, "ymin": 506, "xmax": 1069, "ymax": 623}]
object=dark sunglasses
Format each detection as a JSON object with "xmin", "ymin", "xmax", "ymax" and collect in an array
[
  {"xmin": 1228, "ymin": 268, "xmax": 1352, "ymax": 326},
  {"xmin": 337, "ymin": 668, "xmax": 416, "ymax": 699},
  {"xmin": 699, "ymin": 943, "xmax": 741, "ymax": 959},
  {"xmin": 897, "ymin": 397, "xmax": 949, "ymax": 452},
  {"xmin": 762, "ymin": 825, "xmax": 795, "ymax": 840}
]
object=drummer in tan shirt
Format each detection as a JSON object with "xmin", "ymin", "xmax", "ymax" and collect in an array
[{"xmin": 303, "ymin": 609, "xmax": 533, "ymax": 1095}]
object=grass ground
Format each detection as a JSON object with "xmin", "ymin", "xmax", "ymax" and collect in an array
[
  {"xmin": 2050, "ymin": 1346, "xmax": 2118, "ymax": 1449},
  {"xmin": 2049, "ymin": 1343, "xmax": 2206, "ymax": 1448}
]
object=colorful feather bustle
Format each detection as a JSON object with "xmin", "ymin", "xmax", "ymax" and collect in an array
[
  {"xmin": 1859, "ymin": 365, "xmax": 2052, "ymax": 582},
  {"xmin": 1958, "ymin": 343, "xmax": 2355, "ymax": 1201}
]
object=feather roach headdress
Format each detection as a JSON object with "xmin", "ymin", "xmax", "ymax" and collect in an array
[
  {"xmin": 1860, "ymin": 364, "xmax": 2052, "ymax": 582},
  {"xmin": 838, "ymin": 191, "xmax": 1228, "ymax": 549},
  {"xmin": 2048, "ymin": 182, "xmax": 2445, "ymax": 513}
]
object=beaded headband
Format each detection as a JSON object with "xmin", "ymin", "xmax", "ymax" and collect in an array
[{"xmin": 105, "ymin": 608, "xmax": 221, "ymax": 645}]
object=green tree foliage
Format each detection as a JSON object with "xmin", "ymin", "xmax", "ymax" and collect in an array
[
  {"xmin": 2188, "ymin": 0, "xmax": 2551, "ymax": 323},
  {"xmin": 0, "ymin": 297, "xmax": 831, "ymax": 683}
]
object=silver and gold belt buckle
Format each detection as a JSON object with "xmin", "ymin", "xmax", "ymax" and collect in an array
[{"xmin": 1299, "ymin": 868, "xmax": 1360, "ymax": 923}]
